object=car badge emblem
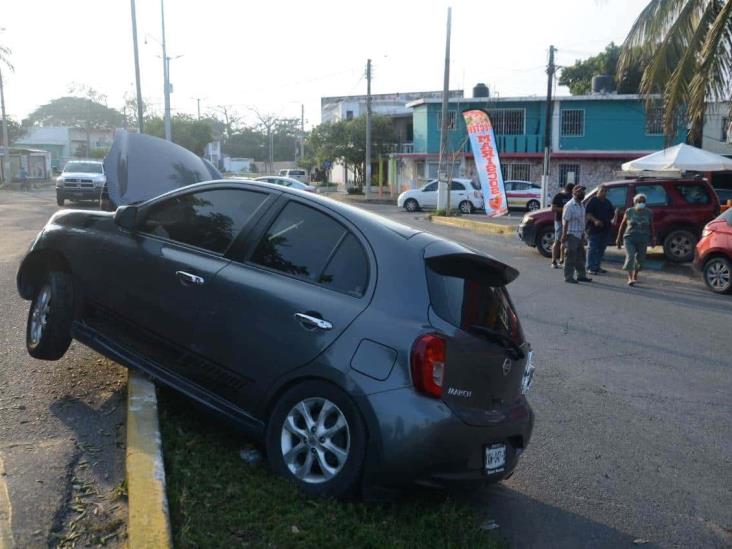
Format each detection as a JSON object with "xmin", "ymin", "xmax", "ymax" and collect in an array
[{"xmin": 502, "ymin": 358, "xmax": 512, "ymax": 376}]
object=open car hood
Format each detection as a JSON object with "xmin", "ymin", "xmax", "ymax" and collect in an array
[{"xmin": 103, "ymin": 130, "xmax": 221, "ymax": 208}]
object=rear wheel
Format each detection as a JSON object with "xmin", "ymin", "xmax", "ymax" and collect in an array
[
  {"xmin": 26, "ymin": 271, "xmax": 73, "ymax": 360},
  {"xmin": 703, "ymin": 256, "xmax": 732, "ymax": 294},
  {"xmin": 526, "ymin": 200, "xmax": 540, "ymax": 211},
  {"xmin": 663, "ymin": 230, "xmax": 696, "ymax": 263},
  {"xmin": 536, "ymin": 226, "xmax": 555, "ymax": 258},
  {"xmin": 266, "ymin": 381, "xmax": 366, "ymax": 499},
  {"xmin": 458, "ymin": 200, "xmax": 474, "ymax": 214},
  {"xmin": 404, "ymin": 198, "xmax": 419, "ymax": 212}
]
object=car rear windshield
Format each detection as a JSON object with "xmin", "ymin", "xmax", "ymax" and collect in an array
[
  {"xmin": 426, "ymin": 265, "xmax": 522, "ymax": 343},
  {"xmin": 64, "ymin": 162, "xmax": 103, "ymax": 174}
]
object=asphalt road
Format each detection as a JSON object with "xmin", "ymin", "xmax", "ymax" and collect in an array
[
  {"xmin": 355, "ymin": 202, "xmax": 732, "ymax": 548},
  {"xmin": 0, "ymin": 188, "xmax": 127, "ymax": 548}
]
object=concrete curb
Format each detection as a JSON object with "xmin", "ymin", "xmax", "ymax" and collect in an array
[
  {"xmin": 126, "ymin": 371, "xmax": 172, "ymax": 549},
  {"xmin": 430, "ymin": 215, "xmax": 518, "ymax": 236}
]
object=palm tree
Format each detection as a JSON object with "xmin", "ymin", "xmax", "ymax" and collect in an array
[
  {"xmin": 619, "ymin": 0, "xmax": 732, "ymax": 144},
  {"xmin": 0, "ymin": 44, "xmax": 14, "ymax": 182}
]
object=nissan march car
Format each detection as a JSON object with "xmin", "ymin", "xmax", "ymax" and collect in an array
[
  {"xmin": 397, "ymin": 178, "xmax": 483, "ymax": 214},
  {"xmin": 18, "ymin": 132, "xmax": 534, "ymax": 498}
]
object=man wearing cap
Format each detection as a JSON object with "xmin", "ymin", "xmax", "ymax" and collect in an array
[{"xmin": 561, "ymin": 185, "xmax": 593, "ymax": 284}]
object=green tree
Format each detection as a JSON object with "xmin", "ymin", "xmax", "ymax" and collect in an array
[
  {"xmin": 306, "ymin": 116, "xmax": 395, "ymax": 186},
  {"xmin": 619, "ymin": 0, "xmax": 732, "ymax": 143},
  {"xmin": 145, "ymin": 115, "xmax": 213, "ymax": 156},
  {"xmin": 559, "ymin": 43, "xmax": 644, "ymax": 95}
]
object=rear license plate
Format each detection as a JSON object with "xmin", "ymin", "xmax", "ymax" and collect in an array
[{"xmin": 485, "ymin": 443, "xmax": 506, "ymax": 474}]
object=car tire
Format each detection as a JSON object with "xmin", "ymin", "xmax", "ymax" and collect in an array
[
  {"xmin": 526, "ymin": 200, "xmax": 540, "ymax": 211},
  {"xmin": 404, "ymin": 198, "xmax": 419, "ymax": 212},
  {"xmin": 26, "ymin": 271, "xmax": 74, "ymax": 360},
  {"xmin": 536, "ymin": 226, "xmax": 555, "ymax": 258},
  {"xmin": 458, "ymin": 200, "xmax": 474, "ymax": 214},
  {"xmin": 265, "ymin": 380, "xmax": 367, "ymax": 499},
  {"xmin": 663, "ymin": 229, "xmax": 697, "ymax": 263},
  {"xmin": 703, "ymin": 256, "xmax": 732, "ymax": 294},
  {"xmin": 56, "ymin": 192, "xmax": 65, "ymax": 206}
]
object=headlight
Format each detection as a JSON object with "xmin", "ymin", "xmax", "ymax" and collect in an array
[
  {"xmin": 701, "ymin": 227, "xmax": 713, "ymax": 237},
  {"xmin": 522, "ymin": 214, "xmax": 534, "ymax": 224}
]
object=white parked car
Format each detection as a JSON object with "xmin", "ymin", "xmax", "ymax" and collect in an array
[
  {"xmin": 505, "ymin": 180, "xmax": 543, "ymax": 211},
  {"xmin": 255, "ymin": 176, "xmax": 316, "ymax": 192},
  {"xmin": 278, "ymin": 168, "xmax": 309, "ymax": 183},
  {"xmin": 397, "ymin": 178, "xmax": 483, "ymax": 214}
]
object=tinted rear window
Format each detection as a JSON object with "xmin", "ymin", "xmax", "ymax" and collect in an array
[
  {"xmin": 426, "ymin": 266, "xmax": 522, "ymax": 342},
  {"xmin": 675, "ymin": 184, "xmax": 711, "ymax": 204}
]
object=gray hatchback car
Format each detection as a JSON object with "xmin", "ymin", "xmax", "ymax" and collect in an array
[{"xmin": 18, "ymin": 131, "xmax": 535, "ymax": 498}]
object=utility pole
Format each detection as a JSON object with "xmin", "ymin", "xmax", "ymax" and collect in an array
[
  {"xmin": 130, "ymin": 0, "xmax": 144, "ymax": 133},
  {"xmin": 541, "ymin": 45, "xmax": 556, "ymax": 208},
  {"xmin": 365, "ymin": 59, "xmax": 372, "ymax": 196},
  {"xmin": 0, "ymin": 67, "xmax": 9, "ymax": 182},
  {"xmin": 437, "ymin": 7, "xmax": 452, "ymax": 213},
  {"xmin": 160, "ymin": 0, "xmax": 171, "ymax": 141},
  {"xmin": 197, "ymin": 98, "xmax": 201, "ymax": 119},
  {"xmin": 299, "ymin": 103, "xmax": 305, "ymax": 164}
]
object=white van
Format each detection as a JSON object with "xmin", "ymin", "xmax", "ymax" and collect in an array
[{"xmin": 278, "ymin": 168, "xmax": 309, "ymax": 183}]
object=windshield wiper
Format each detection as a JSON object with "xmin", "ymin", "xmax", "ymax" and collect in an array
[{"xmin": 467, "ymin": 325, "xmax": 525, "ymax": 359}]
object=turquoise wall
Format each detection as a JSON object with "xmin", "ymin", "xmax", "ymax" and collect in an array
[{"xmin": 411, "ymin": 98, "xmax": 686, "ymax": 155}]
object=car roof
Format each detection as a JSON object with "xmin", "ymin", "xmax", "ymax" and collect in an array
[{"xmin": 598, "ymin": 178, "xmax": 707, "ymax": 187}]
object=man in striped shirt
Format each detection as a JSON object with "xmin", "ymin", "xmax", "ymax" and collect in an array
[{"xmin": 561, "ymin": 185, "xmax": 593, "ymax": 284}]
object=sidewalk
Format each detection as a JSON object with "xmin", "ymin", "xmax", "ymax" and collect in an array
[{"xmin": 430, "ymin": 213, "xmax": 521, "ymax": 236}]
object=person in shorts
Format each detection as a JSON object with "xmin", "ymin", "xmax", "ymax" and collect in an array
[{"xmin": 551, "ymin": 182, "xmax": 574, "ymax": 268}]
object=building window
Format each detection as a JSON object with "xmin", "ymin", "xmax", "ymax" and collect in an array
[
  {"xmin": 559, "ymin": 164, "xmax": 580, "ymax": 186},
  {"xmin": 345, "ymin": 110, "xmax": 354, "ymax": 120},
  {"xmin": 645, "ymin": 106, "xmax": 664, "ymax": 135},
  {"xmin": 561, "ymin": 110, "xmax": 584, "ymax": 136},
  {"xmin": 437, "ymin": 111, "xmax": 457, "ymax": 130},
  {"xmin": 503, "ymin": 163, "xmax": 531, "ymax": 181},
  {"xmin": 487, "ymin": 109, "xmax": 525, "ymax": 135}
]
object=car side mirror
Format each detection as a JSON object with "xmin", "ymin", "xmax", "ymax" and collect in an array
[{"xmin": 114, "ymin": 205, "xmax": 138, "ymax": 231}]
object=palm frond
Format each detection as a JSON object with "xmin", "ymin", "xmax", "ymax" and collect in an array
[{"xmin": 0, "ymin": 45, "xmax": 14, "ymax": 72}]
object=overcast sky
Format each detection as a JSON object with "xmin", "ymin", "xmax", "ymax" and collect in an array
[{"xmin": 2, "ymin": 0, "xmax": 648, "ymax": 128}]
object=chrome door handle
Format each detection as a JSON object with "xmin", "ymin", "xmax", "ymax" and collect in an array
[
  {"xmin": 176, "ymin": 270, "xmax": 205, "ymax": 286},
  {"xmin": 294, "ymin": 313, "xmax": 332, "ymax": 331}
]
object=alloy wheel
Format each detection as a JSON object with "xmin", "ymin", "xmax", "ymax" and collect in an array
[
  {"xmin": 280, "ymin": 397, "xmax": 350, "ymax": 484},
  {"xmin": 705, "ymin": 259, "xmax": 731, "ymax": 292},
  {"xmin": 405, "ymin": 199, "xmax": 418, "ymax": 212},
  {"xmin": 668, "ymin": 234, "xmax": 692, "ymax": 259},
  {"xmin": 527, "ymin": 200, "xmax": 540, "ymax": 211},
  {"xmin": 540, "ymin": 230, "xmax": 555, "ymax": 255},
  {"xmin": 459, "ymin": 201, "xmax": 473, "ymax": 214},
  {"xmin": 30, "ymin": 285, "xmax": 51, "ymax": 346}
]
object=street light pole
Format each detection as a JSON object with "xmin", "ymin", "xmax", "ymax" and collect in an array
[
  {"xmin": 130, "ymin": 0, "xmax": 144, "ymax": 133},
  {"xmin": 160, "ymin": 0, "xmax": 171, "ymax": 141},
  {"xmin": 0, "ymin": 67, "xmax": 8, "ymax": 183}
]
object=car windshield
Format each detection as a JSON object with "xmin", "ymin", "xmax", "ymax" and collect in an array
[{"xmin": 64, "ymin": 162, "xmax": 103, "ymax": 174}]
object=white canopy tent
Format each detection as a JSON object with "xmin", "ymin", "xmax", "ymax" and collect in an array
[{"xmin": 622, "ymin": 143, "xmax": 732, "ymax": 173}]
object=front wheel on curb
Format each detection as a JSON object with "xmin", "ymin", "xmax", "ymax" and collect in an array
[
  {"xmin": 536, "ymin": 226, "xmax": 555, "ymax": 258},
  {"xmin": 26, "ymin": 271, "xmax": 74, "ymax": 360},
  {"xmin": 458, "ymin": 200, "xmax": 474, "ymax": 214},
  {"xmin": 526, "ymin": 200, "xmax": 540, "ymax": 211},
  {"xmin": 703, "ymin": 256, "xmax": 732, "ymax": 294},
  {"xmin": 404, "ymin": 198, "xmax": 419, "ymax": 212},
  {"xmin": 663, "ymin": 230, "xmax": 696, "ymax": 263},
  {"xmin": 265, "ymin": 380, "xmax": 366, "ymax": 499},
  {"xmin": 56, "ymin": 192, "xmax": 65, "ymax": 206}
]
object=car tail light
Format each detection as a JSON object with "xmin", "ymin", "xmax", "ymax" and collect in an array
[{"xmin": 411, "ymin": 334, "xmax": 446, "ymax": 398}]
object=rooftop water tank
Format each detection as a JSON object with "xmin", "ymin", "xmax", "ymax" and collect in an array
[
  {"xmin": 591, "ymin": 75, "xmax": 615, "ymax": 95},
  {"xmin": 473, "ymin": 83, "xmax": 490, "ymax": 98}
]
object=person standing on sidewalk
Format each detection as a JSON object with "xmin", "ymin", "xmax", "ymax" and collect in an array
[
  {"xmin": 561, "ymin": 185, "xmax": 592, "ymax": 284},
  {"xmin": 616, "ymin": 193, "xmax": 656, "ymax": 286},
  {"xmin": 585, "ymin": 184, "xmax": 616, "ymax": 275},
  {"xmin": 551, "ymin": 183, "xmax": 575, "ymax": 268}
]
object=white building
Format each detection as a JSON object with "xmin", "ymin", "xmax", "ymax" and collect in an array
[{"xmin": 15, "ymin": 126, "xmax": 115, "ymax": 170}]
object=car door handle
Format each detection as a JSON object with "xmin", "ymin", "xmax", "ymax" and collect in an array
[
  {"xmin": 294, "ymin": 313, "xmax": 332, "ymax": 331},
  {"xmin": 176, "ymin": 271, "xmax": 205, "ymax": 286}
]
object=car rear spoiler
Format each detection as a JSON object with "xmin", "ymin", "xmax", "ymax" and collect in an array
[{"xmin": 424, "ymin": 240, "xmax": 519, "ymax": 286}]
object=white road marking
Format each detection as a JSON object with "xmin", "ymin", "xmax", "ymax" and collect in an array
[{"xmin": 0, "ymin": 455, "xmax": 13, "ymax": 549}]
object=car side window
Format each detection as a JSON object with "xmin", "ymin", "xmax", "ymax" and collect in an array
[
  {"xmin": 140, "ymin": 188, "xmax": 267, "ymax": 254},
  {"xmin": 250, "ymin": 202, "xmax": 369, "ymax": 296},
  {"xmin": 450, "ymin": 181, "xmax": 465, "ymax": 191},
  {"xmin": 634, "ymin": 184, "xmax": 669, "ymax": 206},
  {"xmin": 423, "ymin": 182, "xmax": 438, "ymax": 192},
  {"xmin": 675, "ymin": 184, "xmax": 710, "ymax": 205},
  {"xmin": 605, "ymin": 186, "xmax": 628, "ymax": 208}
]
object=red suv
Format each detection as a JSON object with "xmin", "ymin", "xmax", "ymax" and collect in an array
[
  {"xmin": 693, "ymin": 209, "xmax": 732, "ymax": 294},
  {"xmin": 518, "ymin": 178, "xmax": 721, "ymax": 263}
]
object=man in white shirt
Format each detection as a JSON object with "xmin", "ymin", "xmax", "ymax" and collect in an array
[{"xmin": 561, "ymin": 186, "xmax": 592, "ymax": 284}]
